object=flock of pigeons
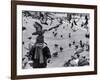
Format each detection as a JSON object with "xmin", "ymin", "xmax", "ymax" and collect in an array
[{"xmin": 22, "ymin": 11, "xmax": 90, "ymax": 68}]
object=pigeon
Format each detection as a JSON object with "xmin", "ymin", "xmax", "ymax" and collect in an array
[
  {"xmin": 61, "ymin": 35, "xmax": 63, "ymax": 38},
  {"xmin": 60, "ymin": 47, "xmax": 63, "ymax": 52},
  {"xmin": 22, "ymin": 26, "xmax": 26, "ymax": 31},
  {"xmin": 53, "ymin": 52, "xmax": 58, "ymax": 57},
  {"xmin": 22, "ymin": 41, "xmax": 24, "ymax": 45},
  {"xmin": 28, "ymin": 37, "xmax": 32, "ymax": 40},
  {"xmin": 69, "ymin": 43, "xmax": 71, "ymax": 47},
  {"xmin": 54, "ymin": 44, "xmax": 58, "ymax": 48}
]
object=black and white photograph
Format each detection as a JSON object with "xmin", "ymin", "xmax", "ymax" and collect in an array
[
  {"xmin": 22, "ymin": 11, "xmax": 90, "ymax": 69},
  {"xmin": 11, "ymin": 1, "xmax": 97, "ymax": 79}
]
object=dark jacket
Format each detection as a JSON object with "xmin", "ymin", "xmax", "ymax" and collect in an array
[{"xmin": 29, "ymin": 46, "xmax": 51, "ymax": 68}]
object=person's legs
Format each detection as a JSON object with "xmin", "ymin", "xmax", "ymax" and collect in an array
[
  {"xmin": 38, "ymin": 63, "xmax": 47, "ymax": 68},
  {"xmin": 33, "ymin": 59, "xmax": 39, "ymax": 68}
]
